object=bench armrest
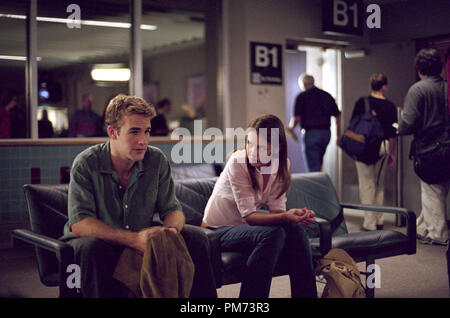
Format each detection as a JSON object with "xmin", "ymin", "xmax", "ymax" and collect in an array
[
  {"xmin": 314, "ymin": 217, "xmax": 332, "ymax": 256},
  {"xmin": 12, "ymin": 229, "xmax": 74, "ymax": 263},
  {"xmin": 340, "ymin": 202, "xmax": 416, "ymax": 254},
  {"xmin": 11, "ymin": 229, "xmax": 77, "ymax": 297}
]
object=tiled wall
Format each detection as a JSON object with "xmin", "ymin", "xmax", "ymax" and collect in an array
[
  {"xmin": 0, "ymin": 144, "xmax": 90, "ymax": 222},
  {"xmin": 0, "ymin": 140, "xmax": 240, "ymax": 223}
]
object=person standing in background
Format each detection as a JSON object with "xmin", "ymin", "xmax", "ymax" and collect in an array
[
  {"xmin": 398, "ymin": 48, "xmax": 449, "ymax": 246},
  {"xmin": 0, "ymin": 91, "xmax": 17, "ymax": 138},
  {"xmin": 68, "ymin": 94, "xmax": 102, "ymax": 137},
  {"xmin": 150, "ymin": 98, "xmax": 171, "ymax": 137},
  {"xmin": 38, "ymin": 109, "xmax": 54, "ymax": 138},
  {"xmin": 351, "ymin": 74, "xmax": 397, "ymax": 231},
  {"xmin": 287, "ymin": 74, "xmax": 341, "ymax": 172}
]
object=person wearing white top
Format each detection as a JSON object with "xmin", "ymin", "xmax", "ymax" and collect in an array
[{"xmin": 202, "ymin": 114, "xmax": 317, "ymax": 298}]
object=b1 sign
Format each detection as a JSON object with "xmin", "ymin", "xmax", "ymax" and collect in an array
[
  {"xmin": 250, "ymin": 42, "xmax": 283, "ymax": 85},
  {"xmin": 322, "ymin": 0, "xmax": 363, "ymax": 36}
]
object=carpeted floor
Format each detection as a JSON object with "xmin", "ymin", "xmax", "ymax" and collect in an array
[{"xmin": 1, "ymin": 212, "xmax": 449, "ymax": 298}]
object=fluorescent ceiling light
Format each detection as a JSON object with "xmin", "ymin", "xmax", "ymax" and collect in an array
[
  {"xmin": 0, "ymin": 55, "xmax": 42, "ymax": 61},
  {"xmin": 91, "ymin": 68, "xmax": 131, "ymax": 81},
  {"xmin": 140, "ymin": 24, "xmax": 158, "ymax": 30},
  {"xmin": 302, "ymin": 37, "xmax": 351, "ymax": 46},
  {"xmin": 344, "ymin": 50, "xmax": 366, "ymax": 59},
  {"xmin": 0, "ymin": 13, "xmax": 157, "ymax": 30}
]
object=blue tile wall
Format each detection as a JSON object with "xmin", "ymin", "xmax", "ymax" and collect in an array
[
  {"xmin": 0, "ymin": 140, "xmax": 241, "ymax": 223},
  {"xmin": 0, "ymin": 144, "xmax": 88, "ymax": 222}
]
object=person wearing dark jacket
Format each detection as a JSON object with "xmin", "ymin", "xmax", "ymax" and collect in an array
[{"xmin": 398, "ymin": 48, "xmax": 449, "ymax": 246}]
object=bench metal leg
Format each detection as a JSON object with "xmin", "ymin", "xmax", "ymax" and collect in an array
[
  {"xmin": 365, "ymin": 257, "xmax": 375, "ymax": 298},
  {"xmin": 446, "ymin": 246, "xmax": 450, "ymax": 294}
]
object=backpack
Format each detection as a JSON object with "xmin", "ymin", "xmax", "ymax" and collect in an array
[
  {"xmin": 315, "ymin": 248, "xmax": 366, "ymax": 298},
  {"xmin": 409, "ymin": 85, "xmax": 450, "ymax": 184},
  {"xmin": 339, "ymin": 97, "xmax": 385, "ymax": 164}
]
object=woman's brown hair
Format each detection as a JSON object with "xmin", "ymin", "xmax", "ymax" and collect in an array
[{"xmin": 245, "ymin": 114, "xmax": 290, "ymax": 199}]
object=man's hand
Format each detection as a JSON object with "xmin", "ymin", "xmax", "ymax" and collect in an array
[
  {"xmin": 285, "ymin": 127, "xmax": 299, "ymax": 142},
  {"xmin": 286, "ymin": 117, "xmax": 300, "ymax": 142},
  {"xmin": 387, "ymin": 152, "xmax": 396, "ymax": 168},
  {"xmin": 133, "ymin": 226, "xmax": 167, "ymax": 254}
]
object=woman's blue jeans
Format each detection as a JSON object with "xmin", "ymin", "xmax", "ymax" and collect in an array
[{"xmin": 214, "ymin": 223, "xmax": 317, "ymax": 298}]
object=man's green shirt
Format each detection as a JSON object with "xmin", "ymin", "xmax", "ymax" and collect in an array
[{"xmin": 61, "ymin": 141, "xmax": 182, "ymax": 240}]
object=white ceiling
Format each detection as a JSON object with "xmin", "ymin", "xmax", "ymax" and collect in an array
[
  {"xmin": 0, "ymin": 0, "xmax": 205, "ymax": 68},
  {"xmin": 0, "ymin": 0, "xmax": 419, "ymax": 69}
]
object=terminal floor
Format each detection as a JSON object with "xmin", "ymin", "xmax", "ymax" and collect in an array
[{"xmin": 1, "ymin": 213, "xmax": 449, "ymax": 298}]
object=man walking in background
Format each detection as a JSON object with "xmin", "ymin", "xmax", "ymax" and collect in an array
[{"xmin": 288, "ymin": 74, "xmax": 341, "ymax": 172}]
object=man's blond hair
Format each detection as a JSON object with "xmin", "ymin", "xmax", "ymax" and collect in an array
[{"xmin": 105, "ymin": 94, "xmax": 156, "ymax": 131}]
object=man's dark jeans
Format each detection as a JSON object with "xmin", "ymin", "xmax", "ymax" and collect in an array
[
  {"xmin": 67, "ymin": 224, "xmax": 218, "ymax": 298},
  {"xmin": 303, "ymin": 128, "xmax": 331, "ymax": 172}
]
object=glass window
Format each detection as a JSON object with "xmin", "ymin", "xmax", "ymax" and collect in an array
[
  {"xmin": 37, "ymin": 0, "xmax": 131, "ymax": 137},
  {"xmin": 142, "ymin": 6, "xmax": 206, "ymax": 137},
  {"xmin": 0, "ymin": 2, "xmax": 27, "ymax": 139},
  {"xmin": 1, "ymin": 0, "xmax": 212, "ymax": 139}
]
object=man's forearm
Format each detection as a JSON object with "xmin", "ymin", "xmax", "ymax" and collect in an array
[
  {"xmin": 389, "ymin": 137, "xmax": 397, "ymax": 156},
  {"xmin": 71, "ymin": 217, "xmax": 138, "ymax": 249},
  {"xmin": 162, "ymin": 210, "xmax": 185, "ymax": 232},
  {"xmin": 335, "ymin": 115, "xmax": 341, "ymax": 138}
]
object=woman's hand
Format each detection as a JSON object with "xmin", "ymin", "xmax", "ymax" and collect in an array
[
  {"xmin": 286, "ymin": 208, "xmax": 315, "ymax": 225},
  {"xmin": 245, "ymin": 208, "xmax": 316, "ymax": 226}
]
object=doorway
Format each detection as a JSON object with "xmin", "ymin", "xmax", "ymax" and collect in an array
[
  {"xmin": 284, "ymin": 45, "xmax": 342, "ymax": 191},
  {"xmin": 285, "ymin": 50, "xmax": 307, "ymax": 174}
]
